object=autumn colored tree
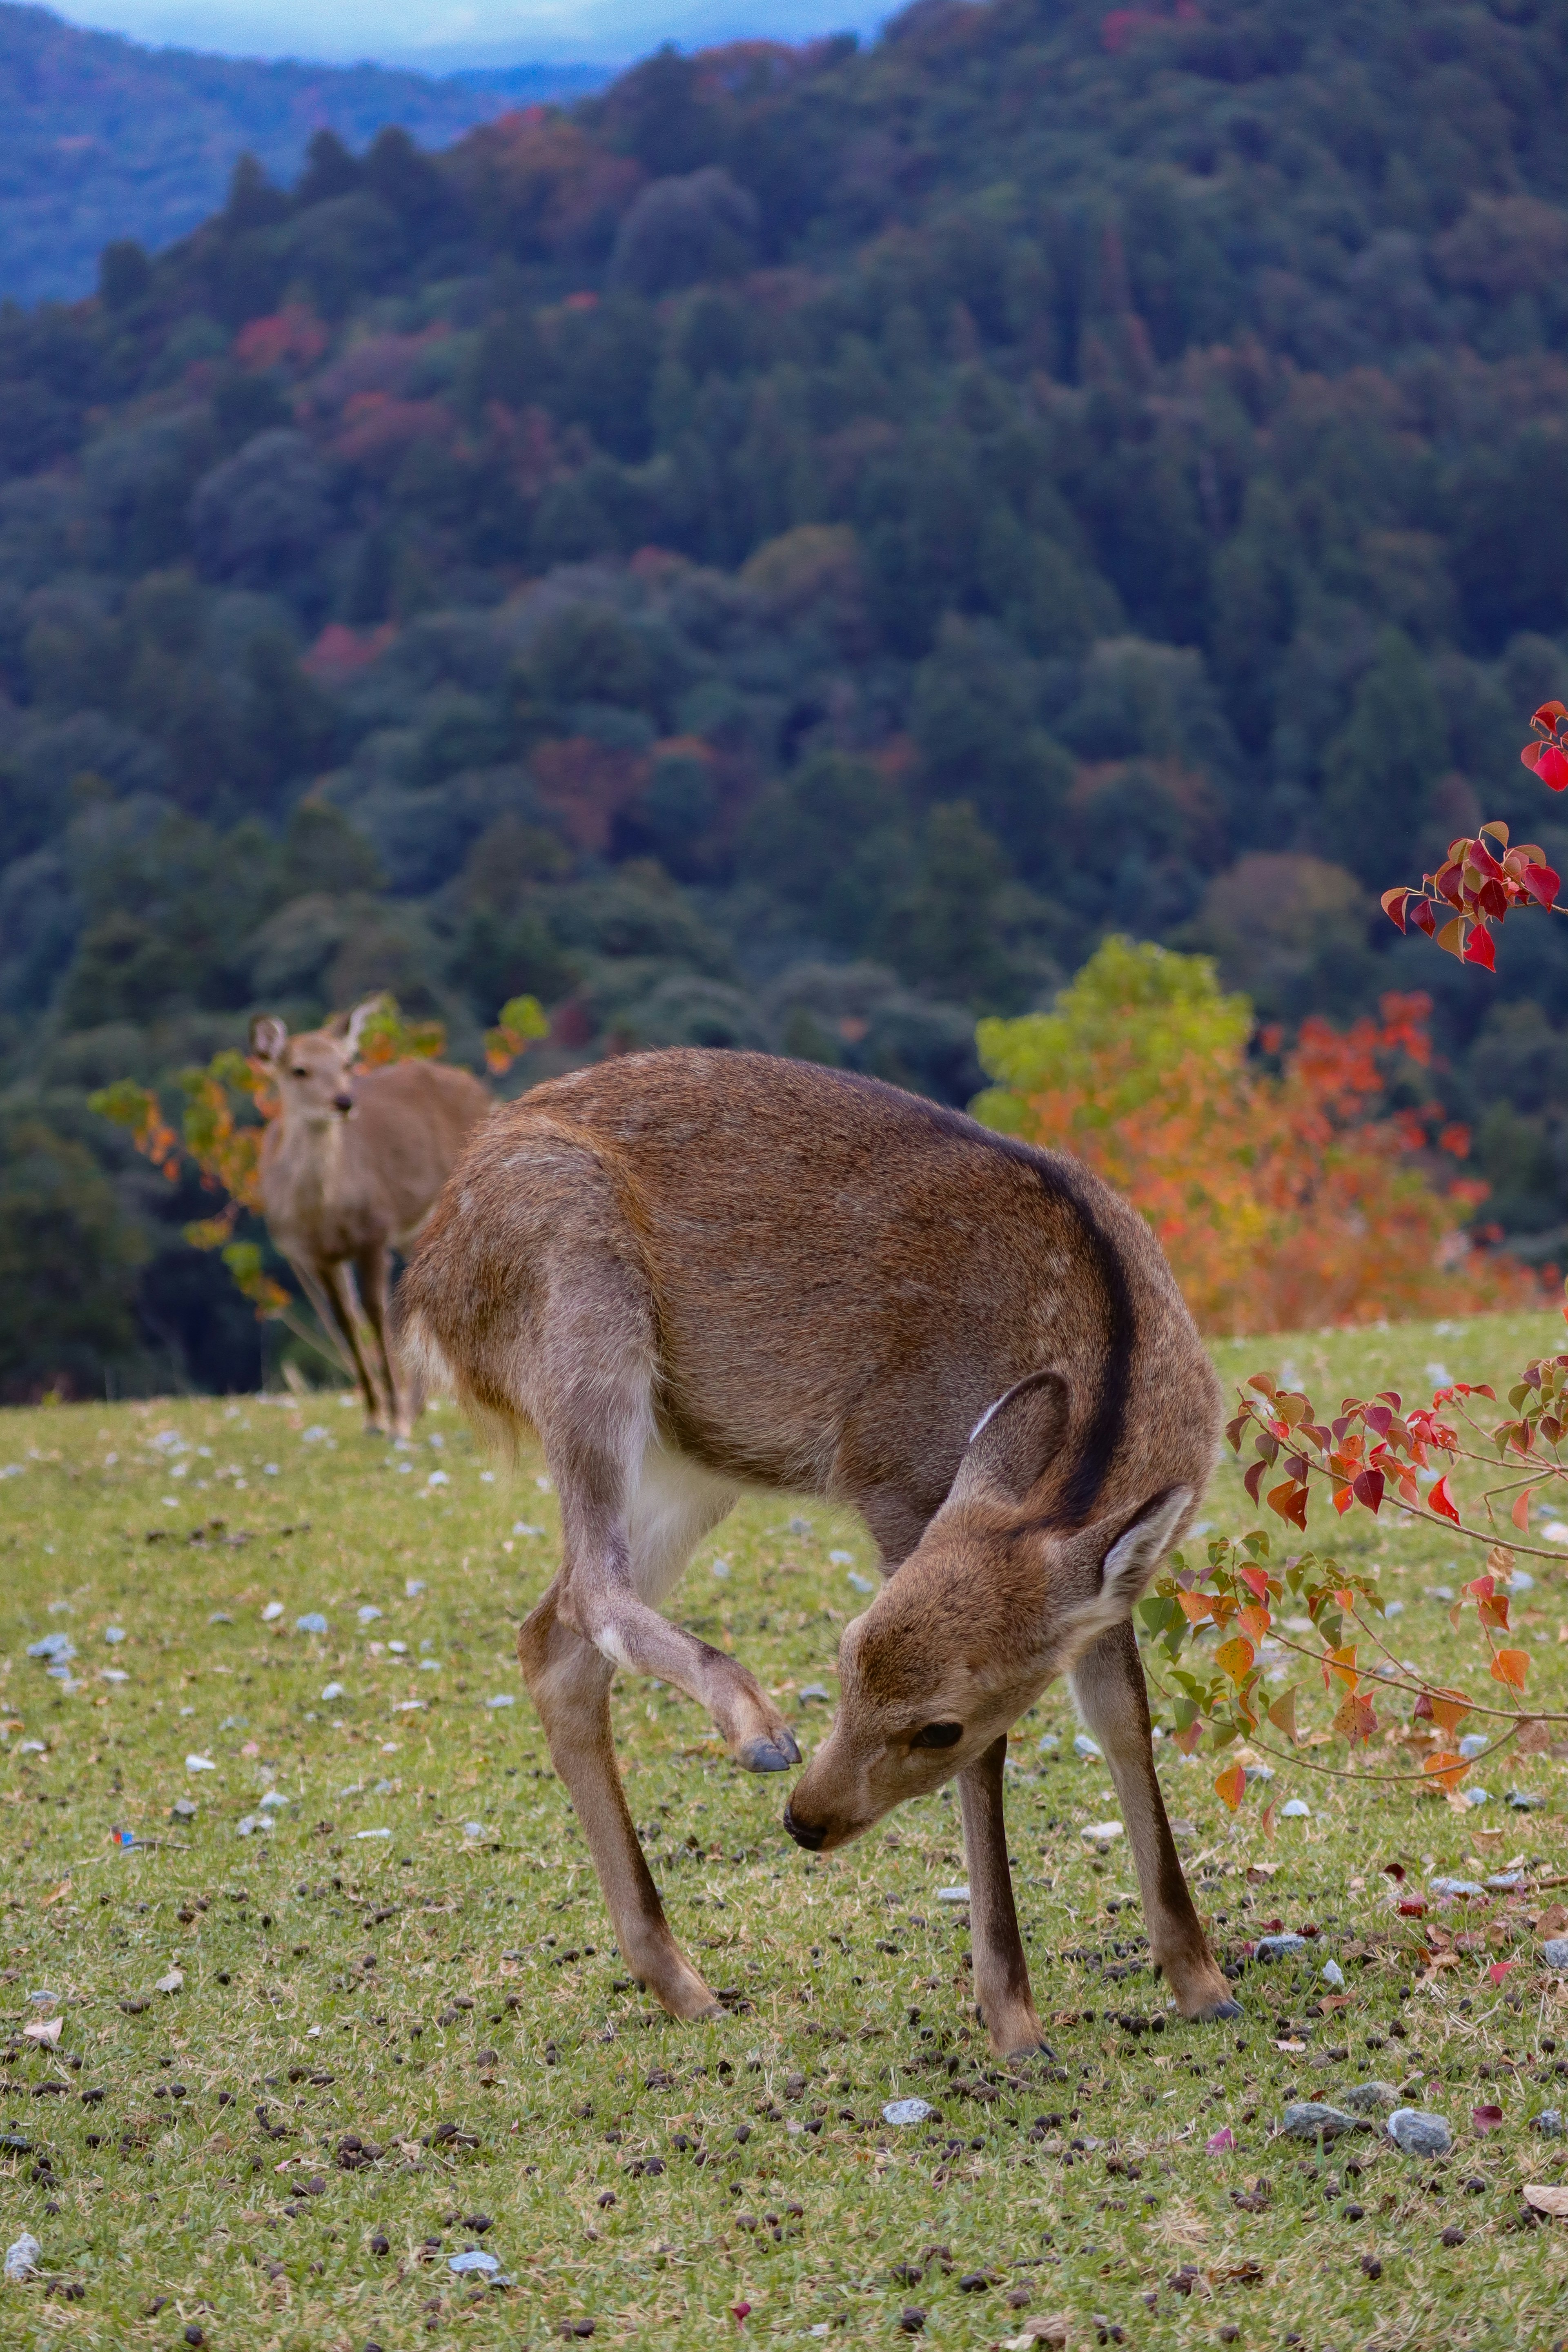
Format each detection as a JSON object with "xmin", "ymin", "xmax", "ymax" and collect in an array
[{"xmin": 974, "ymin": 936, "xmax": 1528, "ymax": 1337}]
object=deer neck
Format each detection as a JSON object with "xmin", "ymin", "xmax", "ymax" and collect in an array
[{"xmin": 276, "ymin": 1104, "xmax": 355, "ymax": 1216}]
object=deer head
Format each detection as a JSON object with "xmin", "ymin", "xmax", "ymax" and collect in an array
[
  {"xmin": 248, "ymin": 998, "xmax": 387, "ymax": 1129},
  {"xmin": 783, "ymin": 1372, "xmax": 1192, "ymax": 1851}
]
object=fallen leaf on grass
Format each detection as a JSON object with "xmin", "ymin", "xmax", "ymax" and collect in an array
[
  {"xmin": 1205, "ymin": 2127, "xmax": 1236, "ymax": 2154},
  {"xmin": 155, "ymin": 1969, "xmax": 184, "ymax": 1994},
  {"xmin": 1523, "ymin": 2183, "xmax": 1568, "ymax": 2217},
  {"xmin": 1472, "ymin": 2104, "xmax": 1505, "ymax": 2132},
  {"xmin": 22, "ymin": 2018, "xmax": 61, "ymax": 2045}
]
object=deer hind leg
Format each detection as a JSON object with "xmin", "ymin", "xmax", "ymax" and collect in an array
[
  {"xmin": 354, "ymin": 1245, "xmax": 409, "ymax": 1439},
  {"xmin": 533, "ymin": 1255, "xmax": 800, "ymax": 1774},
  {"xmin": 556, "ymin": 1431, "xmax": 800, "ymax": 1773},
  {"xmin": 1068, "ymin": 1620, "xmax": 1238, "ymax": 2022},
  {"xmin": 518, "ymin": 1579, "xmax": 719, "ymax": 2021},
  {"xmin": 957, "ymin": 1734, "xmax": 1049, "ymax": 2058},
  {"xmin": 315, "ymin": 1258, "xmax": 388, "ymax": 1433}
]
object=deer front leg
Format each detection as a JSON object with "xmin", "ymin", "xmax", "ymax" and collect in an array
[
  {"xmin": 1069, "ymin": 1621, "xmax": 1238, "ymax": 2022},
  {"xmin": 315, "ymin": 1258, "xmax": 389, "ymax": 1432},
  {"xmin": 957, "ymin": 1734, "xmax": 1048, "ymax": 2059},
  {"xmin": 355, "ymin": 1245, "xmax": 408, "ymax": 1439},
  {"xmin": 518, "ymin": 1581, "xmax": 719, "ymax": 2022}
]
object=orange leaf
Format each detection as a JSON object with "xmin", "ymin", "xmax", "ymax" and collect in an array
[
  {"xmin": 1322, "ymin": 1644, "xmax": 1358, "ymax": 1692},
  {"xmin": 1511, "ymin": 1490, "xmax": 1532, "ymax": 1534},
  {"xmin": 1266, "ymin": 1688, "xmax": 1298, "ymax": 1741},
  {"xmin": 1260, "ymin": 1802, "xmax": 1276, "ymax": 1843},
  {"xmin": 1266, "ymin": 1478, "xmax": 1308, "ymax": 1531},
  {"xmin": 1428, "ymin": 1475, "xmax": 1461, "ymax": 1524},
  {"xmin": 1214, "ymin": 1762, "xmax": 1246, "ymax": 1812},
  {"xmin": 1173, "ymin": 1719, "xmax": 1204, "ymax": 1757},
  {"xmin": 1429, "ymin": 1693, "xmax": 1470, "ymax": 1736},
  {"xmin": 1177, "ymin": 1592, "xmax": 1216, "ymax": 1624},
  {"xmin": 1422, "ymin": 1751, "xmax": 1469, "ymax": 1793},
  {"xmin": 1490, "ymin": 1648, "xmax": 1529, "ymax": 1692},
  {"xmin": 1238, "ymin": 1604, "xmax": 1271, "ymax": 1645},
  {"xmin": 1215, "ymin": 1636, "xmax": 1256, "ymax": 1685}
]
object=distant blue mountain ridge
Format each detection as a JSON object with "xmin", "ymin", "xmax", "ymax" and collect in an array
[{"xmin": 0, "ymin": 0, "xmax": 607, "ymax": 303}]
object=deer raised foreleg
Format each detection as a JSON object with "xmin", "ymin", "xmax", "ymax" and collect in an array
[
  {"xmin": 518, "ymin": 1581, "xmax": 719, "ymax": 2021},
  {"xmin": 1068, "ymin": 1620, "xmax": 1238, "ymax": 2022},
  {"xmin": 957, "ymin": 1733, "xmax": 1049, "ymax": 2058}
]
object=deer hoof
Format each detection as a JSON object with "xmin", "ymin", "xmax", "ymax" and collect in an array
[
  {"xmin": 1195, "ymin": 1996, "xmax": 1243, "ymax": 2021},
  {"xmin": 738, "ymin": 1729, "xmax": 800, "ymax": 1773}
]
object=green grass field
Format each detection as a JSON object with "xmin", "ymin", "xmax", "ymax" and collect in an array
[{"xmin": 4, "ymin": 1312, "xmax": 1568, "ymax": 2350}]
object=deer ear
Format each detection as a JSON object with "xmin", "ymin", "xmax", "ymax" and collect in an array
[
  {"xmin": 1100, "ymin": 1488, "xmax": 1193, "ymax": 1607},
  {"xmin": 341, "ymin": 995, "xmax": 387, "ymax": 1054},
  {"xmin": 249, "ymin": 1014, "xmax": 287, "ymax": 1063},
  {"xmin": 949, "ymin": 1370, "xmax": 1070, "ymax": 1508}
]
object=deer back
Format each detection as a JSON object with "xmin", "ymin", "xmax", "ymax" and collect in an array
[{"xmin": 403, "ymin": 1049, "xmax": 1216, "ymax": 1530}]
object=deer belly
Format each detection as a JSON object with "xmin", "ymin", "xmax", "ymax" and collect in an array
[{"xmin": 624, "ymin": 1436, "xmax": 738, "ymax": 1606}]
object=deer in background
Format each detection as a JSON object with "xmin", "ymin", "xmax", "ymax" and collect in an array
[
  {"xmin": 401, "ymin": 1048, "xmax": 1236, "ymax": 2056},
  {"xmin": 249, "ymin": 998, "xmax": 492, "ymax": 1439}
]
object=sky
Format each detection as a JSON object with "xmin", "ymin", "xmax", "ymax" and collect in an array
[{"xmin": 46, "ymin": 0, "xmax": 883, "ymax": 67}]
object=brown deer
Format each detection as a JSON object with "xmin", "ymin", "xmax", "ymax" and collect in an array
[
  {"xmin": 249, "ymin": 998, "xmax": 492, "ymax": 1438},
  {"xmin": 399, "ymin": 1049, "xmax": 1236, "ymax": 2055}
]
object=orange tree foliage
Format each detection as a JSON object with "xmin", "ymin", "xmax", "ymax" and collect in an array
[{"xmin": 974, "ymin": 937, "xmax": 1534, "ymax": 1338}]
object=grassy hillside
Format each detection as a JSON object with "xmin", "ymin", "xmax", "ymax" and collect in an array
[
  {"xmin": 2, "ymin": 1311, "xmax": 1567, "ymax": 2343},
  {"xmin": 2, "ymin": 0, "xmax": 1568, "ymax": 1397},
  {"xmin": 0, "ymin": 2, "xmax": 604, "ymax": 303}
]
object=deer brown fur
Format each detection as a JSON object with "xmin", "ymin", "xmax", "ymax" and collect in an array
[
  {"xmin": 399, "ymin": 1047, "xmax": 1236, "ymax": 2053},
  {"xmin": 249, "ymin": 999, "xmax": 492, "ymax": 1437}
]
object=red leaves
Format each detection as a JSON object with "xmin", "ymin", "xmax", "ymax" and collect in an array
[
  {"xmin": 1266, "ymin": 1479, "xmax": 1308, "ymax": 1530},
  {"xmin": 1521, "ymin": 741, "xmax": 1568, "ymax": 792},
  {"xmin": 1428, "ymin": 1474, "xmax": 1461, "ymax": 1524},
  {"xmin": 1471, "ymin": 2102, "xmax": 1505, "ymax": 2130},
  {"xmin": 1351, "ymin": 1468, "xmax": 1385, "ymax": 1514},
  {"xmin": 1381, "ymin": 710, "xmax": 1568, "ymax": 966}
]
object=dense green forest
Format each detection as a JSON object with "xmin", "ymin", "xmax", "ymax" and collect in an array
[
  {"xmin": 2, "ymin": 0, "xmax": 1568, "ymax": 1399},
  {"xmin": 0, "ymin": 1, "xmax": 603, "ymax": 304}
]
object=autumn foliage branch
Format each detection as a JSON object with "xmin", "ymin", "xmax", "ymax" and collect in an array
[{"xmin": 1166, "ymin": 701, "xmax": 1568, "ymax": 1822}]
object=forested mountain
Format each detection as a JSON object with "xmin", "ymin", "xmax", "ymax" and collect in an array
[
  {"xmin": 0, "ymin": 2, "xmax": 603, "ymax": 303},
  {"xmin": 2, "ymin": 0, "xmax": 1567, "ymax": 1398}
]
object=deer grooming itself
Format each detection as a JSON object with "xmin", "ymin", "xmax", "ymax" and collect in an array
[
  {"xmin": 400, "ymin": 1049, "xmax": 1237, "ymax": 2055},
  {"xmin": 249, "ymin": 998, "xmax": 492, "ymax": 1439}
]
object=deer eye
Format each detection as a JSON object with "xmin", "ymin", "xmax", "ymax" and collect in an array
[
  {"xmin": 291, "ymin": 1067, "xmax": 308, "ymax": 1078},
  {"xmin": 909, "ymin": 1721, "xmax": 963, "ymax": 1750}
]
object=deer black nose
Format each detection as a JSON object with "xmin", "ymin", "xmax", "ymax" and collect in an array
[
  {"xmin": 333, "ymin": 1092, "xmax": 354, "ymax": 1112},
  {"xmin": 782, "ymin": 1803, "xmax": 825, "ymax": 1852}
]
